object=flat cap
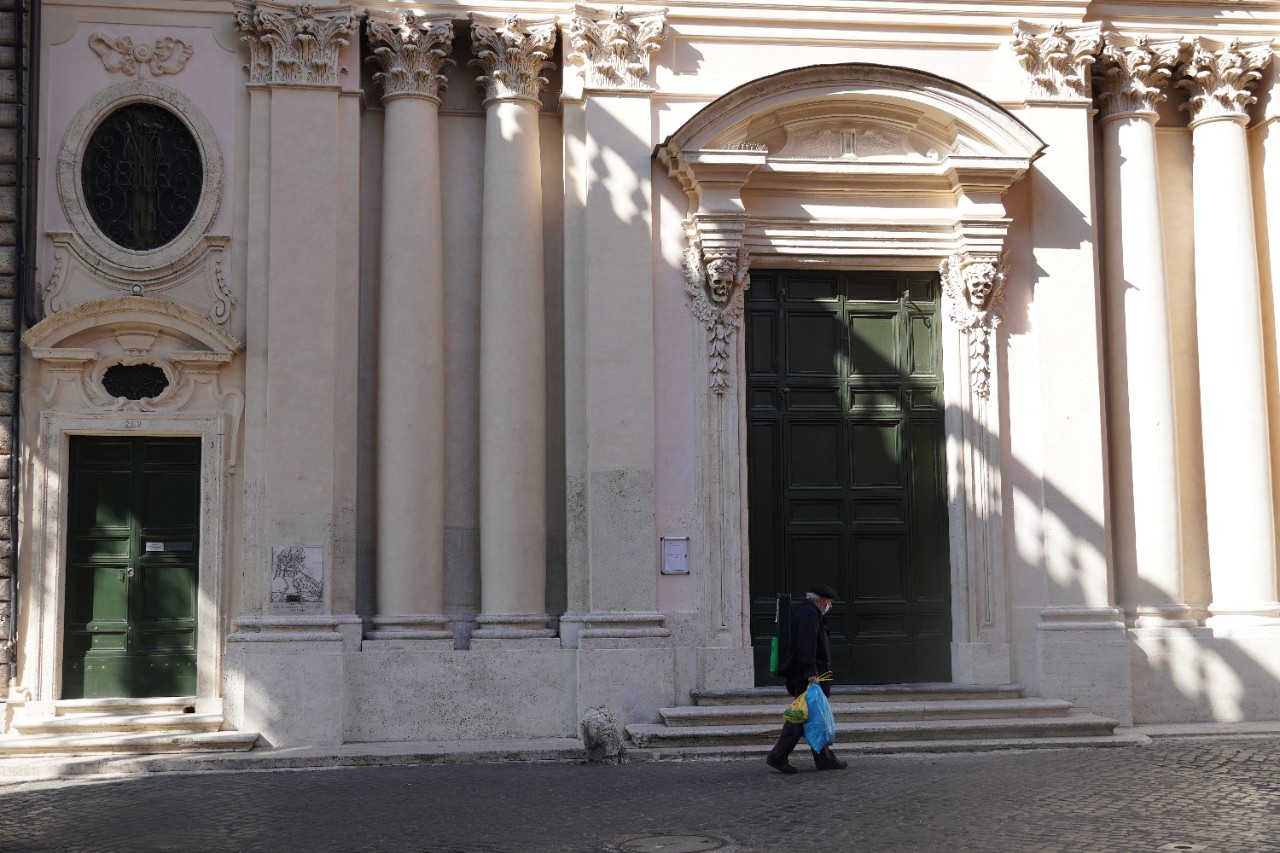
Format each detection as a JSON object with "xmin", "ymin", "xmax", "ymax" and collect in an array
[{"xmin": 808, "ymin": 583, "xmax": 838, "ymax": 599}]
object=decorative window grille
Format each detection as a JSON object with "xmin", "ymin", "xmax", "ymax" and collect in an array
[
  {"xmin": 80, "ymin": 103, "xmax": 203, "ymax": 251},
  {"xmin": 102, "ymin": 363, "xmax": 169, "ymax": 400}
]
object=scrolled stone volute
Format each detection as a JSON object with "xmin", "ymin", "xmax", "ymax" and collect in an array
[
  {"xmin": 365, "ymin": 10, "xmax": 456, "ymax": 102},
  {"xmin": 1096, "ymin": 34, "xmax": 1185, "ymax": 119},
  {"xmin": 233, "ymin": 1, "xmax": 356, "ymax": 87},
  {"xmin": 1012, "ymin": 20, "xmax": 1102, "ymax": 100},
  {"xmin": 468, "ymin": 13, "xmax": 557, "ymax": 105},
  {"xmin": 1178, "ymin": 37, "xmax": 1274, "ymax": 125},
  {"xmin": 566, "ymin": 6, "xmax": 667, "ymax": 91}
]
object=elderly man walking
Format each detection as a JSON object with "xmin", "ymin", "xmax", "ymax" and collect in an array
[{"xmin": 766, "ymin": 583, "xmax": 848, "ymax": 774}]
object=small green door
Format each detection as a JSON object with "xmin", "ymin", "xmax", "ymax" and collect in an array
[
  {"xmin": 748, "ymin": 270, "xmax": 951, "ymax": 685},
  {"xmin": 63, "ymin": 436, "xmax": 201, "ymax": 699}
]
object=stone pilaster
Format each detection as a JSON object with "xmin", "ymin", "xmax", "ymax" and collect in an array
[
  {"xmin": 470, "ymin": 14, "xmax": 558, "ymax": 645},
  {"xmin": 1013, "ymin": 23, "xmax": 1130, "ymax": 723},
  {"xmin": 560, "ymin": 7, "xmax": 670, "ymax": 662},
  {"xmin": 1178, "ymin": 38, "xmax": 1280, "ymax": 624},
  {"xmin": 1096, "ymin": 34, "xmax": 1193, "ymax": 627},
  {"xmin": 364, "ymin": 10, "xmax": 455, "ymax": 644}
]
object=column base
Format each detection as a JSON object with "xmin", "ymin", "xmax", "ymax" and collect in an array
[
  {"xmin": 1205, "ymin": 601, "xmax": 1280, "ymax": 627},
  {"xmin": 471, "ymin": 613, "xmax": 555, "ymax": 644},
  {"xmin": 1037, "ymin": 605, "xmax": 1127, "ymax": 631},
  {"xmin": 366, "ymin": 614, "xmax": 453, "ymax": 642},
  {"xmin": 560, "ymin": 611, "xmax": 670, "ymax": 648},
  {"xmin": 1127, "ymin": 604, "xmax": 1198, "ymax": 628}
]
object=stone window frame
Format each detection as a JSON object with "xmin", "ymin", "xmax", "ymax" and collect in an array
[{"xmin": 56, "ymin": 79, "xmax": 224, "ymax": 272}]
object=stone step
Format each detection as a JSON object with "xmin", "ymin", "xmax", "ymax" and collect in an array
[
  {"xmin": 625, "ymin": 713, "xmax": 1119, "ymax": 748},
  {"xmin": 691, "ymin": 683, "xmax": 1025, "ymax": 706},
  {"xmin": 659, "ymin": 697, "xmax": 1073, "ymax": 727},
  {"xmin": 0, "ymin": 730, "xmax": 259, "ymax": 757},
  {"xmin": 12, "ymin": 712, "xmax": 223, "ymax": 736},
  {"xmin": 627, "ymin": 732, "xmax": 1145, "ymax": 763}
]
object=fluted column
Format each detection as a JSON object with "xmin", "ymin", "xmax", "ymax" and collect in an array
[
  {"xmin": 1096, "ymin": 34, "xmax": 1193, "ymax": 627},
  {"xmin": 469, "ymin": 14, "xmax": 557, "ymax": 642},
  {"xmin": 1179, "ymin": 38, "xmax": 1280, "ymax": 624},
  {"xmin": 364, "ymin": 11, "xmax": 455, "ymax": 643}
]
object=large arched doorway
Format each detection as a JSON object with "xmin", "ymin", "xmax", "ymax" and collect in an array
[{"xmin": 656, "ymin": 63, "xmax": 1044, "ymax": 689}]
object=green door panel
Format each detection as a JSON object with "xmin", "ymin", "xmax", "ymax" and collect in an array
[
  {"xmin": 749, "ymin": 270, "xmax": 952, "ymax": 685},
  {"xmin": 63, "ymin": 436, "xmax": 200, "ymax": 699}
]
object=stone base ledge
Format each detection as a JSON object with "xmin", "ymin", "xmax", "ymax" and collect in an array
[
  {"xmin": 470, "ymin": 637, "xmax": 563, "ymax": 651},
  {"xmin": 362, "ymin": 638, "xmax": 455, "ymax": 652},
  {"xmin": 1037, "ymin": 605, "xmax": 1126, "ymax": 631}
]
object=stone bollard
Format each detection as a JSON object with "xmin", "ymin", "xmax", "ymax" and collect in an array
[{"xmin": 580, "ymin": 705, "xmax": 625, "ymax": 765}]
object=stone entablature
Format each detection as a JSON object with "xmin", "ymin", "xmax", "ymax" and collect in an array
[
  {"xmin": 469, "ymin": 13, "xmax": 558, "ymax": 105},
  {"xmin": 233, "ymin": 1, "xmax": 356, "ymax": 87},
  {"xmin": 365, "ymin": 10, "xmax": 455, "ymax": 102}
]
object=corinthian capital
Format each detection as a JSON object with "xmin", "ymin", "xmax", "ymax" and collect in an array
[
  {"xmin": 233, "ymin": 1, "xmax": 355, "ymax": 87},
  {"xmin": 566, "ymin": 6, "xmax": 667, "ymax": 91},
  {"xmin": 1096, "ymin": 34, "xmax": 1185, "ymax": 119},
  {"xmin": 366, "ymin": 10, "xmax": 455, "ymax": 102},
  {"xmin": 1012, "ymin": 21, "xmax": 1102, "ymax": 100},
  {"xmin": 469, "ymin": 14, "xmax": 557, "ymax": 105},
  {"xmin": 1178, "ymin": 38, "xmax": 1274, "ymax": 125},
  {"xmin": 941, "ymin": 252, "xmax": 1006, "ymax": 399}
]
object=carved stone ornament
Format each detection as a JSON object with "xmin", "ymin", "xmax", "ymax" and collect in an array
[
  {"xmin": 566, "ymin": 6, "xmax": 667, "ymax": 91},
  {"xmin": 941, "ymin": 252, "xmax": 1006, "ymax": 399},
  {"xmin": 1096, "ymin": 34, "xmax": 1185, "ymax": 119},
  {"xmin": 1011, "ymin": 21, "xmax": 1102, "ymax": 100},
  {"xmin": 365, "ymin": 10, "xmax": 455, "ymax": 102},
  {"xmin": 469, "ymin": 14, "xmax": 557, "ymax": 104},
  {"xmin": 1178, "ymin": 38, "xmax": 1274, "ymax": 125},
  {"xmin": 233, "ymin": 1, "xmax": 355, "ymax": 87},
  {"xmin": 684, "ymin": 227, "xmax": 750, "ymax": 395},
  {"xmin": 89, "ymin": 33, "xmax": 193, "ymax": 77}
]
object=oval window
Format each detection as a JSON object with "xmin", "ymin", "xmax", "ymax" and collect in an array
[{"xmin": 80, "ymin": 103, "xmax": 203, "ymax": 252}]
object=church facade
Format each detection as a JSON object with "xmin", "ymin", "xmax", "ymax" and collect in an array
[{"xmin": 7, "ymin": 0, "xmax": 1280, "ymax": 748}]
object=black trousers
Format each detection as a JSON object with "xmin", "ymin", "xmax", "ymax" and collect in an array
[{"xmin": 767, "ymin": 681, "xmax": 839, "ymax": 767}]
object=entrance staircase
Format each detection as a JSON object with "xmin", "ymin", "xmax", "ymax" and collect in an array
[
  {"xmin": 0, "ymin": 697, "xmax": 259, "ymax": 757},
  {"xmin": 626, "ymin": 683, "xmax": 1125, "ymax": 760}
]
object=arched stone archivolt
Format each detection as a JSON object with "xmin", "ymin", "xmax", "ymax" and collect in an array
[
  {"xmin": 18, "ymin": 296, "xmax": 242, "ymax": 705},
  {"xmin": 657, "ymin": 62, "xmax": 1043, "ymax": 686}
]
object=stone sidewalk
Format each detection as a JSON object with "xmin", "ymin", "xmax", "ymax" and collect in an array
[{"xmin": 1, "ymin": 735, "xmax": 1278, "ymax": 852}]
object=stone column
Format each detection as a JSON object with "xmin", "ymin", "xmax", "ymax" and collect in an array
[
  {"xmin": 1178, "ymin": 38, "xmax": 1280, "ymax": 624},
  {"xmin": 1096, "ymin": 34, "xmax": 1194, "ymax": 627},
  {"xmin": 364, "ymin": 11, "xmax": 455, "ymax": 644},
  {"xmin": 1012, "ymin": 21, "xmax": 1132, "ymax": 724},
  {"xmin": 227, "ymin": 1, "xmax": 362, "ymax": 746},
  {"xmin": 469, "ymin": 14, "xmax": 558, "ymax": 643}
]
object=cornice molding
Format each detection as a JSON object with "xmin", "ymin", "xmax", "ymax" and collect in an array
[
  {"xmin": 469, "ymin": 13, "xmax": 557, "ymax": 106},
  {"xmin": 1096, "ymin": 33, "xmax": 1185, "ymax": 120},
  {"xmin": 1012, "ymin": 20, "xmax": 1103, "ymax": 101},
  {"xmin": 1178, "ymin": 37, "xmax": 1274, "ymax": 126},
  {"xmin": 233, "ymin": 1, "xmax": 356, "ymax": 87},
  {"xmin": 365, "ymin": 9, "xmax": 455, "ymax": 102},
  {"xmin": 565, "ymin": 5, "xmax": 667, "ymax": 93}
]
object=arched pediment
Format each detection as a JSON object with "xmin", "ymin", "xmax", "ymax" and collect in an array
[
  {"xmin": 662, "ymin": 63, "xmax": 1044, "ymax": 163},
  {"xmin": 22, "ymin": 296, "xmax": 244, "ymax": 354}
]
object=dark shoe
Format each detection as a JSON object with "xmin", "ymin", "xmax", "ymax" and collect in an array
[
  {"xmin": 813, "ymin": 748, "xmax": 848, "ymax": 771},
  {"xmin": 766, "ymin": 756, "xmax": 798, "ymax": 775}
]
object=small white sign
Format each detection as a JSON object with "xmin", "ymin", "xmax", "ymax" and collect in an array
[
  {"xmin": 660, "ymin": 537, "xmax": 690, "ymax": 575},
  {"xmin": 145, "ymin": 542, "xmax": 163, "ymax": 552}
]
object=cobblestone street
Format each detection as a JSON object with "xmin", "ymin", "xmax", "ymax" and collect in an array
[{"xmin": 1, "ymin": 737, "xmax": 1278, "ymax": 852}]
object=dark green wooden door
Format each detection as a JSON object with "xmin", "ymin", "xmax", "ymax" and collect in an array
[
  {"xmin": 63, "ymin": 436, "xmax": 201, "ymax": 699},
  {"xmin": 748, "ymin": 270, "xmax": 950, "ymax": 685}
]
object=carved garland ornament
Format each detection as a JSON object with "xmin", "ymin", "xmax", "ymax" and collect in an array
[
  {"xmin": 233, "ymin": 1, "xmax": 355, "ymax": 87},
  {"xmin": 89, "ymin": 33, "xmax": 193, "ymax": 77},
  {"xmin": 941, "ymin": 252, "xmax": 1006, "ymax": 399},
  {"xmin": 1096, "ymin": 34, "xmax": 1184, "ymax": 119},
  {"xmin": 566, "ymin": 6, "xmax": 667, "ymax": 90},
  {"xmin": 1012, "ymin": 21, "xmax": 1102, "ymax": 100},
  {"xmin": 365, "ymin": 11, "xmax": 455, "ymax": 101},
  {"xmin": 684, "ymin": 228, "xmax": 750, "ymax": 396},
  {"xmin": 469, "ymin": 14, "xmax": 557, "ymax": 104},
  {"xmin": 1178, "ymin": 38, "xmax": 1274, "ymax": 125}
]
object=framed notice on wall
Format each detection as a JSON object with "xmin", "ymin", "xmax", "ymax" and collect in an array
[{"xmin": 270, "ymin": 546, "xmax": 324, "ymax": 613}]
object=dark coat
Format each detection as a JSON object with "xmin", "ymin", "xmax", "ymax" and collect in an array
[{"xmin": 781, "ymin": 598, "xmax": 831, "ymax": 698}]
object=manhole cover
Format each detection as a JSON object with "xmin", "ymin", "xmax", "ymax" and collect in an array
[{"xmin": 612, "ymin": 834, "xmax": 736, "ymax": 853}]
